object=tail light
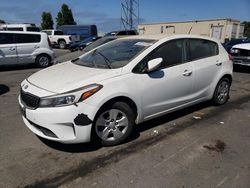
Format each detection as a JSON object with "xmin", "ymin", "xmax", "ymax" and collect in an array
[
  {"xmin": 47, "ymin": 37, "xmax": 52, "ymax": 47},
  {"xmin": 228, "ymin": 54, "xmax": 233, "ymax": 61}
]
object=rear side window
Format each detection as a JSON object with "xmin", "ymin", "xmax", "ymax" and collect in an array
[
  {"xmin": 54, "ymin": 31, "xmax": 64, "ymax": 35},
  {"xmin": 43, "ymin": 31, "xmax": 52, "ymax": 35},
  {"xmin": 128, "ymin": 31, "xmax": 137, "ymax": 35},
  {"xmin": 16, "ymin": 34, "xmax": 41, "ymax": 43},
  {"xmin": 188, "ymin": 39, "xmax": 218, "ymax": 61},
  {"xmin": 6, "ymin": 27, "xmax": 24, "ymax": 31},
  {"xmin": 0, "ymin": 33, "xmax": 15, "ymax": 44},
  {"xmin": 117, "ymin": 31, "xmax": 127, "ymax": 35},
  {"xmin": 27, "ymin": 27, "xmax": 40, "ymax": 32}
]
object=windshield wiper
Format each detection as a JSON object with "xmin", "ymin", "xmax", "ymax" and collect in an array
[
  {"xmin": 71, "ymin": 58, "xmax": 79, "ymax": 62},
  {"xmin": 93, "ymin": 49, "xmax": 113, "ymax": 69}
]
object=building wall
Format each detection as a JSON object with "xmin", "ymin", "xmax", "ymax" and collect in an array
[{"xmin": 139, "ymin": 19, "xmax": 244, "ymax": 43}]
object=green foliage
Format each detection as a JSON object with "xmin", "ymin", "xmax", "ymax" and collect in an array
[
  {"xmin": 0, "ymin": 19, "xmax": 5, "ymax": 24},
  {"xmin": 242, "ymin": 21, "xmax": 250, "ymax": 37},
  {"xmin": 41, "ymin": 12, "xmax": 53, "ymax": 30},
  {"xmin": 56, "ymin": 4, "xmax": 76, "ymax": 28}
]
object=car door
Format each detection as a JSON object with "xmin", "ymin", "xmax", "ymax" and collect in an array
[
  {"xmin": 187, "ymin": 39, "xmax": 220, "ymax": 100},
  {"xmin": 0, "ymin": 33, "xmax": 17, "ymax": 65},
  {"xmin": 16, "ymin": 33, "xmax": 41, "ymax": 64},
  {"xmin": 133, "ymin": 39, "xmax": 194, "ymax": 120}
]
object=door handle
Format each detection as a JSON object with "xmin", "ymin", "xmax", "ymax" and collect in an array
[
  {"xmin": 34, "ymin": 45, "xmax": 40, "ymax": 49},
  {"xmin": 9, "ymin": 47, "xmax": 16, "ymax": 51},
  {"xmin": 216, "ymin": 62, "xmax": 222, "ymax": 66},
  {"xmin": 183, "ymin": 70, "xmax": 192, "ymax": 76}
]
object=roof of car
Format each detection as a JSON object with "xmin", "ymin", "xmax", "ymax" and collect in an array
[
  {"xmin": 121, "ymin": 34, "xmax": 220, "ymax": 42},
  {"xmin": 0, "ymin": 31, "xmax": 44, "ymax": 35}
]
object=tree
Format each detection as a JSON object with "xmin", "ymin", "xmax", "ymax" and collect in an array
[
  {"xmin": 41, "ymin": 12, "xmax": 53, "ymax": 30},
  {"xmin": 56, "ymin": 4, "xmax": 76, "ymax": 28},
  {"xmin": 242, "ymin": 21, "xmax": 250, "ymax": 37},
  {"xmin": 0, "ymin": 19, "xmax": 5, "ymax": 24}
]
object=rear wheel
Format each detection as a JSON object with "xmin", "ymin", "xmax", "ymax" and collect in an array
[
  {"xmin": 93, "ymin": 102, "xmax": 135, "ymax": 146},
  {"xmin": 212, "ymin": 77, "xmax": 231, "ymax": 105},
  {"xmin": 35, "ymin": 54, "xmax": 51, "ymax": 68},
  {"xmin": 58, "ymin": 40, "xmax": 66, "ymax": 49}
]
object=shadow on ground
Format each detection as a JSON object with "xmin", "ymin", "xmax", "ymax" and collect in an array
[
  {"xmin": 39, "ymin": 101, "xmax": 212, "ymax": 153},
  {"xmin": 0, "ymin": 84, "xmax": 10, "ymax": 95},
  {"xmin": 0, "ymin": 64, "xmax": 39, "ymax": 72}
]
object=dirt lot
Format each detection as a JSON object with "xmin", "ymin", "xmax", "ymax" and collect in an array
[{"xmin": 0, "ymin": 51, "xmax": 250, "ymax": 187}]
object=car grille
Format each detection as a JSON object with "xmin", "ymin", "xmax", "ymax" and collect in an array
[
  {"xmin": 20, "ymin": 90, "xmax": 40, "ymax": 109},
  {"xmin": 233, "ymin": 48, "xmax": 250, "ymax": 57}
]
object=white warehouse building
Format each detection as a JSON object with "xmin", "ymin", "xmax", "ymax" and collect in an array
[{"xmin": 138, "ymin": 18, "xmax": 245, "ymax": 43}]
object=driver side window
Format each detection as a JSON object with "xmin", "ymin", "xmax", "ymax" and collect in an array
[
  {"xmin": 150, "ymin": 39, "xmax": 185, "ymax": 68},
  {"xmin": 133, "ymin": 39, "xmax": 186, "ymax": 73}
]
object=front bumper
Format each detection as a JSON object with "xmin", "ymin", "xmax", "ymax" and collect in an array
[
  {"xmin": 19, "ymin": 96, "xmax": 99, "ymax": 144},
  {"xmin": 233, "ymin": 56, "xmax": 250, "ymax": 66}
]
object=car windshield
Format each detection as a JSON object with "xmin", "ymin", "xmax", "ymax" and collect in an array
[
  {"xmin": 82, "ymin": 37, "xmax": 116, "ymax": 53},
  {"xmin": 74, "ymin": 39, "xmax": 155, "ymax": 69}
]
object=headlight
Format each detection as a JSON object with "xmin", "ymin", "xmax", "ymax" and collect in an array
[
  {"xmin": 39, "ymin": 84, "xmax": 103, "ymax": 108},
  {"xmin": 230, "ymin": 48, "xmax": 239, "ymax": 54},
  {"xmin": 40, "ymin": 95, "xmax": 75, "ymax": 107}
]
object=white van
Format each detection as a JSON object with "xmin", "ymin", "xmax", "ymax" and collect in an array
[
  {"xmin": 0, "ymin": 24, "xmax": 40, "ymax": 32},
  {"xmin": 0, "ymin": 31, "xmax": 55, "ymax": 67}
]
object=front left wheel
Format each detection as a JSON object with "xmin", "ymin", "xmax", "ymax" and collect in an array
[{"xmin": 93, "ymin": 102, "xmax": 136, "ymax": 146}]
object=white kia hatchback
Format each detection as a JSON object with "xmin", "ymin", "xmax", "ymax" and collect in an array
[{"xmin": 19, "ymin": 35, "xmax": 233, "ymax": 146}]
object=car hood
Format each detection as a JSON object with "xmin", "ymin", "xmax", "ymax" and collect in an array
[
  {"xmin": 27, "ymin": 62, "xmax": 121, "ymax": 93},
  {"xmin": 232, "ymin": 43, "xmax": 250, "ymax": 50}
]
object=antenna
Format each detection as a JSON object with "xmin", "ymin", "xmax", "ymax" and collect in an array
[{"xmin": 121, "ymin": 0, "xmax": 139, "ymax": 30}]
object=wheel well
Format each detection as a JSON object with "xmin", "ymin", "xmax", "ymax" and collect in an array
[
  {"xmin": 221, "ymin": 74, "xmax": 232, "ymax": 84},
  {"xmin": 36, "ymin": 53, "xmax": 51, "ymax": 61},
  {"xmin": 58, "ymin": 39, "xmax": 66, "ymax": 43},
  {"xmin": 97, "ymin": 96, "xmax": 138, "ymax": 118}
]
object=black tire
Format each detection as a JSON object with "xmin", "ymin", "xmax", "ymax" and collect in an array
[
  {"xmin": 35, "ymin": 54, "xmax": 51, "ymax": 68},
  {"xmin": 212, "ymin": 77, "xmax": 231, "ymax": 105},
  {"xmin": 58, "ymin": 40, "xmax": 66, "ymax": 49},
  {"xmin": 93, "ymin": 102, "xmax": 136, "ymax": 146}
]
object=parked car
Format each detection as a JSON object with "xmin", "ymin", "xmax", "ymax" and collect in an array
[
  {"xmin": 19, "ymin": 35, "xmax": 232, "ymax": 146},
  {"xmin": 0, "ymin": 31, "xmax": 54, "ymax": 67},
  {"xmin": 230, "ymin": 43, "xmax": 250, "ymax": 66},
  {"xmin": 42, "ymin": 30, "xmax": 80, "ymax": 49},
  {"xmin": 104, "ymin": 30, "xmax": 137, "ymax": 37},
  {"xmin": 69, "ymin": 36, "xmax": 101, "ymax": 52},
  {"xmin": 0, "ymin": 23, "xmax": 40, "ymax": 32},
  {"xmin": 54, "ymin": 36, "xmax": 120, "ymax": 64},
  {"xmin": 223, "ymin": 38, "xmax": 246, "ymax": 52}
]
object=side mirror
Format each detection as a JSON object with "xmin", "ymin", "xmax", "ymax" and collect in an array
[{"xmin": 147, "ymin": 58, "xmax": 162, "ymax": 72}]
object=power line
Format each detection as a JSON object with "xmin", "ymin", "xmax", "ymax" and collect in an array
[{"xmin": 121, "ymin": 0, "xmax": 139, "ymax": 30}]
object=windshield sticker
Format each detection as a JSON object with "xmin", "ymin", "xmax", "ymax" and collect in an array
[{"xmin": 134, "ymin": 42, "xmax": 154, "ymax": 47}]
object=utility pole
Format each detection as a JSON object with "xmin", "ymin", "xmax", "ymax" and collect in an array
[{"xmin": 121, "ymin": 0, "xmax": 139, "ymax": 30}]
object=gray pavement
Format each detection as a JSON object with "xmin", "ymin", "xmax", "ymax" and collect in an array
[{"xmin": 0, "ymin": 55, "xmax": 250, "ymax": 187}]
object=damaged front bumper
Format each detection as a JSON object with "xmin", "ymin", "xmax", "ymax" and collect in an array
[{"xmin": 19, "ymin": 96, "xmax": 99, "ymax": 144}]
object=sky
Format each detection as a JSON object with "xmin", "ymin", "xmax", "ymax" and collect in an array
[{"xmin": 0, "ymin": 0, "xmax": 249, "ymax": 33}]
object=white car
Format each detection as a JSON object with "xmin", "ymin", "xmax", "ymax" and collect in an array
[
  {"xmin": 0, "ymin": 31, "xmax": 55, "ymax": 67},
  {"xmin": 230, "ymin": 43, "xmax": 250, "ymax": 66},
  {"xmin": 42, "ymin": 30, "xmax": 80, "ymax": 49},
  {"xmin": 19, "ymin": 35, "xmax": 233, "ymax": 146}
]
